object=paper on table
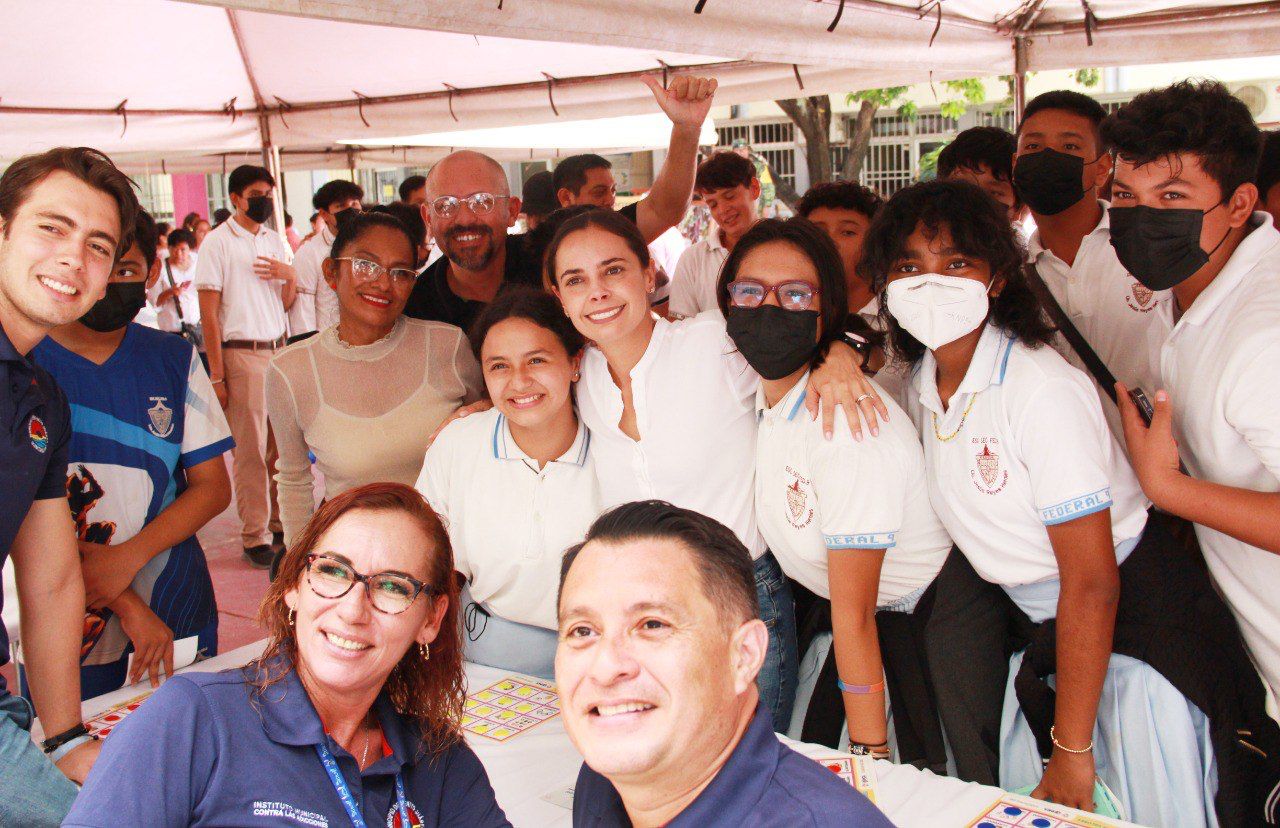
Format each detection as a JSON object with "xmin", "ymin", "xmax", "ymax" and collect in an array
[
  {"xmin": 124, "ymin": 634, "xmax": 199, "ymax": 688},
  {"xmin": 811, "ymin": 752, "xmax": 879, "ymax": 803}
]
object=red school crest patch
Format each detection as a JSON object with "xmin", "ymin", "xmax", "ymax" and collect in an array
[
  {"xmin": 1125, "ymin": 279, "xmax": 1156, "ymax": 312},
  {"xmin": 29, "ymin": 415, "xmax": 48, "ymax": 453},
  {"xmin": 784, "ymin": 467, "xmax": 815, "ymax": 529},
  {"xmin": 970, "ymin": 439, "xmax": 1008, "ymax": 494}
]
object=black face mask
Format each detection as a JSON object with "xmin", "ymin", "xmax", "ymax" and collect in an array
[
  {"xmin": 79, "ymin": 282, "xmax": 147, "ymax": 333},
  {"xmin": 1013, "ymin": 148, "xmax": 1087, "ymax": 216},
  {"xmin": 1108, "ymin": 203, "xmax": 1229, "ymax": 291},
  {"xmin": 245, "ymin": 195, "xmax": 274, "ymax": 224},
  {"xmin": 725, "ymin": 304, "xmax": 819, "ymax": 381}
]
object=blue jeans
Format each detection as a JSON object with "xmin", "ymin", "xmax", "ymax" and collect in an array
[
  {"xmin": 0, "ymin": 691, "xmax": 79, "ymax": 827},
  {"xmin": 754, "ymin": 551, "xmax": 798, "ymax": 731}
]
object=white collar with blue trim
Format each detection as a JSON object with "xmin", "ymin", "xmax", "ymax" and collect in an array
[
  {"xmin": 490, "ymin": 412, "xmax": 591, "ymax": 467},
  {"xmin": 913, "ymin": 324, "xmax": 1014, "ymax": 418},
  {"xmin": 755, "ymin": 371, "xmax": 810, "ymax": 423}
]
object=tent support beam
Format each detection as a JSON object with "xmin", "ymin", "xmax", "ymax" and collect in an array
[
  {"xmin": 229, "ymin": 7, "xmax": 287, "ymax": 225},
  {"xmin": 1013, "ymin": 36, "xmax": 1029, "ymax": 122},
  {"xmin": 1026, "ymin": 0, "xmax": 1280, "ymax": 34}
]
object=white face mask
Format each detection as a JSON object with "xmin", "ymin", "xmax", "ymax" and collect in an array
[{"xmin": 884, "ymin": 273, "xmax": 990, "ymax": 351}]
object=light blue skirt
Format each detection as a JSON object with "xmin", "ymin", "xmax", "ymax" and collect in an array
[{"xmin": 458, "ymin": 583, "xmax": 558, "ymax": 681}]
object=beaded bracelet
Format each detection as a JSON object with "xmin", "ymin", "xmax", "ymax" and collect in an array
[{"xmin": 1050, "ymin": 725, "xmax": 1094, "ymax": 754}]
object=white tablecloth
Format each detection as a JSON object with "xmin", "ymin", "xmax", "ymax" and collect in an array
[{"xmin": 67, "ymin": 640, "xmax": 1140, "ymax": 827}]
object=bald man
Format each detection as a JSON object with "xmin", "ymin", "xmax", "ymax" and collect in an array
[{"xmin": 402, "ymin": 150, "xmax": 537, "ymax": 330}]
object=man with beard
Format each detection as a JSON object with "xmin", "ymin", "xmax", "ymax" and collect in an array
[{"xmin": 402, "ymin": 150, "xmax": 537, "ymax": 331}]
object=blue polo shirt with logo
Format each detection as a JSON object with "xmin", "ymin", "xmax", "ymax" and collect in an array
[
  {"xmin": 0, "ymin": 321, "xmax": 72, "ymax": 696},
  {"xmin": 573, "ymin": 702, "xmax": 895, "ymax": 827},
  {"xmin": 64, "ymin": 658, "xmax": 512, "ymax": 827}
]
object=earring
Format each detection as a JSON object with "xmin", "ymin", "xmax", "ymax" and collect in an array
[
  {"xmin": 419, "ymin": 642, "xmax": 430, "ymax": 661},
  {"xmin": 571, "ymin": 372, "xmax": 580, "ymax": 382},
  {"xmin": 287, "ymin": 607, "xmax": 296, "ymax": 627}
]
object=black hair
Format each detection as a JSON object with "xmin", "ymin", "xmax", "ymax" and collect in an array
[
  {"xmin": 129, "ymin": 209, "xmax": 160, "ymax": 271},
  {"xmin": 716, "ymin": 218, "xmax": 848, "ymax": 367},
  {"xmin": 543, "ymin": 208, "xmax": 650, "ymax": 290},
  {"xmin": 1019, "ymin": 90, "xmax": 1107, "ymax": 154},
  {"xmin": 379, "ymin": 202, "xmax": 427, "ymax": 254},
  {"xmin": 156, "ymin": 221, "xmax": 171, "ymax": 239},
  {"xmin": 399, "ymin": 175, "xmax": 427, "ymax": 202},
  {"xmin": 227, "ymin": 164, "xmax": 274, "ymax": 196},
  {"xmin": 1102, "ymin": 80, "xmax": 1262, "ymax": 201},
  {"xmin": 181, "ymin": 211, "xmax": 202, "ymax": 231},
  {"xmin": 1260, "ymin": 131, "xmax": 1280, "ymax": 201},
  {"xmin": 525, "ymin": 205, "xmax": 595, "ymax": 281},
  {"xmin": 558, "ymin": 500, "xmax": 759, "ymax": 627},
  {"xmin": 858, "ymin": 179, "xmax": 1053, "ymax": 364},
  {"xmin": 797, "ymin": 180, "xmax": 883, "ymax": 221},
  {"xmin": 468, "ymin": 286, "xmax": 586, "ymax": 363},
  {"xmin": 937, "ymin": 126, "xmax": 1017, "ymax": 182},
  {"xmin": 212, "ymin": 207, "xmax": 231, "ymax": 225},
  {"xmin": 329, "ymin": 211, "xmax": 415, "ymax": 261},
  {"xmin": 167, "ymin": 228, "xmax": 195, "ymax": 249},
  {"xmin": 312, "ymin": 179, "xmax": 364, "ymax": 213},
  {"xmin": 521, "ymin": 170, "xmax": 558, "ymax": 218},
  {"xmin": 696, "ymin": 151, "xmax": 757, "ymax": 192},
  {"xmin": 553, "ymin": 154, "xmax": 612, "ymax": 198}
]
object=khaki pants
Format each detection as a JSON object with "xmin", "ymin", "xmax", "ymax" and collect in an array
[{"xmin": 223, "ymin": 347, "xmax": 281, "ymax": 548}]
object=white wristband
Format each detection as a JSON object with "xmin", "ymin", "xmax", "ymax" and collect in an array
[{"xmin": 49, "ymin": 733, "xmax": 96, "ymax": 763}]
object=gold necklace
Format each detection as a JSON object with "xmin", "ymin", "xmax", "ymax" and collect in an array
[{"xmin": 932, "ymin": 392, "xmax": 979, "ymax": 442}]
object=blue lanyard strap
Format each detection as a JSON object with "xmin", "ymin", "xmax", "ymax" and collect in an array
[{"xmin": 314, "ymin": 741, "xmax": 408, "ymax": 828}]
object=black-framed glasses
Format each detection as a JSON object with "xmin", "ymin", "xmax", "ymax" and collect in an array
[
  {"xmin": 727, "ymin": 279, "xmax": 821, "ymax": 311},
  {"xmin": 428, "ymin": 192, "xmax": 509, "ymax": 219},
  {"xmin": 332, "ymin": 257, "xmax": 418, "ymax": 286},
  {"xmin": 305, "ymin": 554, "xmax": 433, "ymax": 614}
]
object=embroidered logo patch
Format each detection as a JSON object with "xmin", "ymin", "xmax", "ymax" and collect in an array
[
  {"xmin": 28, "ymin": 415, "xmax": 48, "ymax": 453},
  {"xmin": 387, "ymin": 800, "xmax": 424, "ymax": 827},
  {"xmin": 784, "ymin": 466, "xmax": 814, "ymax": 529},
  {"xmin": 146, "ymin": 396, "xmax": 174, "ymax": 438},
  {"xmin": 1124, "ymin": 278, "xmax": 1156, "ymax": 313},
  {"xmin": 970, "ymin": 439, "xmax": 1008, "ymax": 494}
]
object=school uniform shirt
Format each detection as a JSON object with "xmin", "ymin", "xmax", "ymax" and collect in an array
[
  {"xmin": 1160, "ymin": 212, "xmax": 1280, "ymax": 699},
  {"xmin": 1027, "ymin": 202, "xmax": 1174, "ymax": 395},
  {"xmin": 148, "ymin": 254, "xmax": 201, "ymax": 333},
  {"xmin": 288, "ymin": 227, "xmax": 330, "ymax": 337},
  {"xmin": 576, "ymin": 315, "xmax": 767, "ymax": 558},
  {"xmin": 417, "ymin": 408, "xmax": 600, "ymax": 630},
  {"xmin": 62, "ymin": 660, "xmax": 510, "ymax": 828},
  {"xmin": 32, "ymin": 325, "xmax": 233, "ymax": 666},
  {"xmin": 192, "ymin": 217, "xmax": 293, "ymax": 342},
  {"xmin": 0, "ymin": 322, "xmax": 71, "ymax": 694},
  {"xmin": 906, "ymin": 325, "xmax": 1149, "ymax": 592},
  {"xmin": 755, "ymin": 374, "xmax": 950, "ymax": 606},
  {"xmin": 573, "ymin": 702, "xmax": 894, "ymax": 827},
  {"xmin": 668, "ymin": 228, "xmax": 728, "ymax": 319}
]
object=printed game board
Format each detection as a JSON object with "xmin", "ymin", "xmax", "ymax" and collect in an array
[
  {"xmin": 968, "ymin": 796, "xmax": 1119, "ymax": 828},
  {"xmin": 812, "ymin": 753, "xmax": 879, "ymax": 803},
  {"xmin": 462, "ymin": 675, "xmax": 560, "ymax": 742},
  {"xmin": 85, "ymin": 690, "xmax": 154, "ymax": 738}
]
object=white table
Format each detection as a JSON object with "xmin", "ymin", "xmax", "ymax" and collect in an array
[{"xmin": 68, "ymin": 640, "xmax": 1141, "ymax": 827}]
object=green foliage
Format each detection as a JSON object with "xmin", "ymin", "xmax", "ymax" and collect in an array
[
  {"xmin": 919, "ymin": 144, "xmax": 945, "ymax": 180},
  {"xmin": 1073, "ymin": 68, "xmax": 1101, "ymax": 87},
  {"xmin": 847, "ymin": 86, "xmax": 910, "ymax": 108}
]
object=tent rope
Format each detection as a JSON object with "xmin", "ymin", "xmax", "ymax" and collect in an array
[
  {"xmin": 542, "ymin": 72, "xmax": 561, "ymax": 116},
  {"xmin": 657, "ymin": 59, "xmax": 671, "ymax": 90},
  {"xmin": 693, "ymin": 0, "xmax": 709, "ymax": 12},
  {"xmin": 827, "ymin": 0, "xmax": 847, "ymax": 31},
  {"xmin": 114, "ymin": 99, "xmax": 128, "ymax": 138},
  {"xmin": 1081, "ymin": 0, "xmax": 1099, "ymax": 43},
  {"xmin": 352, "ymin": 90, "xmax": 372, "ymax": 127},
  {"xmin": 222, "ymin": 97, "xmax": 239, "ymax": 123},
  {"xmin": 273, "ymin": 96, "xmax": 294, "ymax": 129},
  {"xmin": 916, "ymin": 0, "xmax": 945, "ymax": 45},
  {"xmin": 443, "ymin": 84, "xmax": 461, "ymax": 122},
  {"xmin": 792, "ymin": 64, "xmax": 806, "ymax": 90}
]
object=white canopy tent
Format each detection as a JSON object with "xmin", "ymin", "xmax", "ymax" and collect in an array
[{"xmin": 2, "ymin": 0, "xmax": 1278, "ymax": 173}]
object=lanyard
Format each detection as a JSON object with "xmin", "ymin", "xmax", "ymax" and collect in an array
[{"xmin": 314, "ymin": 742, "xmax": 409, "ymax": 828}]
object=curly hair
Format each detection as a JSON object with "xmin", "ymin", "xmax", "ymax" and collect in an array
[
  {"xmin": 695, "ymin": 151, "xmax": 757, "ymax": 193},
  {"xmin": 857, "ymin": 179, "xmax": 1053, "ymax": 364},
  {"xmin": 797, "ymin": 180, "xmax": 883, "ymax": 222},
  {"xmin": 1101, "ymin": 80, "xmax": 1262, "ymax": 200},
  {"xmin": 248, "ymin": 482, "xmax": 465, "ymax": 756}
]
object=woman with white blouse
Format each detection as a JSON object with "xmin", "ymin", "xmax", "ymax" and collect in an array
[
  {"xmin": 865, "ymin": 179, "xmax": 1275, "ymax": 826},
  {"xmin": 723, "ymin": 217, "xmax": 951, "ymax": 766},
  {"xmin": 543, "ymin": 208, "xmax": 884, "ymax": 731},
  {"xmin": 266, "ymin": 212, "xmax": 483, "ymax": 548},
  {"xmin": 416, "ymin": 288, "xmax": 598, "ymax": 679}
]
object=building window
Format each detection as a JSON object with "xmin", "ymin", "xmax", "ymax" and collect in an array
[
  {"xmin": 133, "ymin": 174, "xmax": 175, "ymax": 223},
  {"xmin": 715, "ymin": 124, "xmax": 751, "ymax": 147},
  {"xmin": 753, "ymin": 122, "xmax": 795, "ymax": 145},
  {"xmin": 758, "ymin": 147, "xmax": 796, "ymax": 190}
]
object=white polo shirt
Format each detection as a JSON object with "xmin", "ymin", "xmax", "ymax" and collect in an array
[
  {"xmin": 193, "ymin": 218, "xmax": 293, "ymax": 342},
  {"xmin": 576, "ymin": 315, "xmax": 766, "ymax": 558},
  {"xmin": 755, "ymin": 373, "xmax": 950, "ymax": 606},
  {"xmin": 906, "ymin": 325, "xmax": 1149, "ymax": 589},
  {"xmin": 417, "ymin": 407, "xmax": 599, "ymax": 630},
  {"xmin": 669, "ymin": 229, "xmax": 729, "ymax": 319},
  {"xmin": 289, "ymin": 227, "xmax": 332, "ymax": 337},
  {"xmin": 1160, "ymin": 212, "xmax": 1280, "ymax": 699},
  {"xmin": 148, "ymin": 254, "xmax": 200, "ymax": 333},
  {"xmin": 1027, "ymin": 202, "xmax": 1174, "ymax": 396}
]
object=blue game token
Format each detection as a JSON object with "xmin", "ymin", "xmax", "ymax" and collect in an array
[
  {"xmin": 1032, "ymin": 819, "xmax": 1052, "ymax": 827},
  {"xmin": 1004, "ymin": 806, "xmax": 1023, "ymax": 816}
]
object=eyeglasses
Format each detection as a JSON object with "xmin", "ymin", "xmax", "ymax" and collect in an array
[
  {"xmin": 726, "ymin": 279, "xmax": 821, "ymax": 312},
  {"xmin": 332, "ymin": 257, "xmax": 418, "ymax": 285},
  {"xmin": 428, "ymin": 192, "xmax": 509, "ymax": 219},
  {"xmin": 305, "ymin": 553, "xmax": 433, "ymax": 615}
]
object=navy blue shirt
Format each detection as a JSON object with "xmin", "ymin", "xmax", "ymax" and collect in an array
[
  {"xmin": 572, "ymin": 703, "xmax": 895, "ymax": 827},
  {"xmin": 0, "ymin": 321, "xmax": 71, "ymax": 694},
  {"xmin": 64, "ymin": 660, "xmax": 512, "ymax": 827}
]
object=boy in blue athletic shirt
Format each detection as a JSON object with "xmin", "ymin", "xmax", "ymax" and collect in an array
[{"xmin": 33, "ymin": 210, "xmax": 233, "ymax": 698}]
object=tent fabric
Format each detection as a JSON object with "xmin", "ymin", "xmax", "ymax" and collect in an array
[{"xmin": 2, "ymin": 0, "xmax": 1277, "ymax": 170}]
